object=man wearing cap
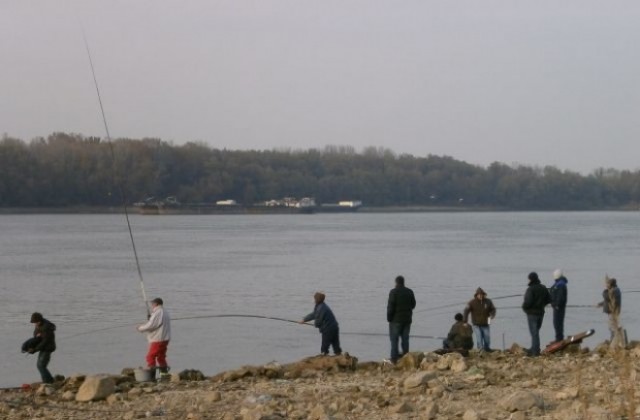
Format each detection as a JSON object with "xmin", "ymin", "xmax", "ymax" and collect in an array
[
  {"xmin": 463, "ymin": 287, "xmax": 496, "ymax": 352},
  {"xmin": 387, "ymin": 275, "xmax": 416, "ymax": 364},
  {"xmin": 549, "ymin": 269, "xmax": 568, "ymax": 342},
  {"xmin": 522, "ymin": 272, "xmax": 551, "ymax": 356},
  {"xmin": 300, "ymin": 292, "xmax": 342, "ymax": 356},
  {"xmin": 137, "ymin": 298, "xmax": 171, "ymax": 378},
  {"xmin": 27, "ymin": 312, "xmax": 57, "ymax": 384}
]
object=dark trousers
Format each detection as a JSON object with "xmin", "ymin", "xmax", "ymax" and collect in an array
[
  {"xmin": 389, "ymin": 322, "xmax": 411, "ymax": 362},
  {"xmin": 320, "ymin": 327, "xmax": 341, "ymax": 355},
  {"xmin": 553, "ymin": 306, "xmax": 565, "ymax": 342},
  {"xmin": 37, "ymin": 351, "xmax": 54, "ymax": 384},
  {"xmin": 527, "ymin": 313, "xmax": 544, "ymax": 355}
]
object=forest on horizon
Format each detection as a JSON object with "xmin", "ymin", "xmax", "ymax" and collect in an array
[{"xmin": 1, "ymin": 132, "xmax": 639, "ymax": 210}]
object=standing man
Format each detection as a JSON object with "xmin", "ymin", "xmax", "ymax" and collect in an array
[
  {"xmin": 463, "ymin": 287, "xmax": 496, "ymax": 352},
  {"xmin": 522, "ymin": 272, "xmax": 551, "ymax": 357},
  {"xmin": 597, "ymin": 276, "xmax": 622, "ymax": 344},
  {"xmin": 28, "ymin": 312, "xmax": 56, "ymax": 384},
  {"xmin": 299, "ymin": 292, "xmax": 342, "ymax": 356},
  {"xmin": 137, "ymin": 298, "xmax": 171, "ymax": 379},
  {"xmin": 549, "ymin": 269, "xmax": 568, "ymax": 343},
  {"xmin": 387, "ymin": 275, "xmax": 416, "ymax": 364}
]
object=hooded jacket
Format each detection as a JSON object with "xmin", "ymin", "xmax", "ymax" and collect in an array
[
  {"xmin": 33, "ymin": 318, "xmax": 56, "ymax": 353},
  {"xmin": 549, "ymin": 276, "xmax": 568, "ymax": 309},
  {"xmin": 522, "ymin": 278, "xmax": 551, "ymax": 315},
  {"xmin": 601, "ymin": 286, "xmax": 621, "ymax": 315},
  {"xmin": 447, "ymin": 321, "xmax": 474, "ymax": 350},
  {"xmin": 463, "ymin": 288, "xmax": 496, "ymax": 326}
]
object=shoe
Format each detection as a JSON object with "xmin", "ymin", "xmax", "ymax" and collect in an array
[{"xmin": 483, "ymin": 348, "xmax": 494, "ymax": 353}]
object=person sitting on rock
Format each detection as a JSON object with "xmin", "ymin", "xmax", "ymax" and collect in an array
[
  {"xmin": 443, "ymin": 313, "xmax": 474, "ymax": 351},
  {"xmin": 299, "ymin": 292, "xmax": 342, "ymax": 356}
]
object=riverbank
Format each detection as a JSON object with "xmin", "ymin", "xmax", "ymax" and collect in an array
[{"xmin": 2, "ymin": 341, "xmax": 638, "ymax": 419}]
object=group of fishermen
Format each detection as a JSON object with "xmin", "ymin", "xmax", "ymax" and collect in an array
[
  {"xmin": 442, "ymin": 270, "xmax": 622, "ymax": 356},
  {"xmin": 25, "ymin": 297, "xmax": 171, "ymax": 384},
  {"xmin": 24, "ymin": 271, "xmax": 622, "ymax": 384},
  {"xmin": 300, "ymin": 270, "xmax": 623, "ymax": 362}
]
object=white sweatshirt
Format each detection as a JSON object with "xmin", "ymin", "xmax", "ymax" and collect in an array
[{"xmin": 138, "ymin": 306, "xmax": 171, "ymax": 343}]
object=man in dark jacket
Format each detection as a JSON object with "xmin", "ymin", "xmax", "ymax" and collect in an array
[
  {"xmin": 300, "ymin": 292, "xmax": 341, "ymax": 356},
  {"xmin": 28, "ymin": 312, "xmax": 56, "ymax": 384},
  {"xmin": 443, "ymin": 313, "xmax": 474, "ymax": 350},
  {"xmin": 463, "ymin": 287, "xmax": 496, "ymax": 352},
  {"xmin": 522, "ymin": 272, "xmax": 551, "ymax": 356},
  {"xmin": 549, "ymin": 269, "xmax": 568, "ymax": 342},
  {"xmin": 387, "ymin": 275, "xmax": 416, "ymax": 363}
]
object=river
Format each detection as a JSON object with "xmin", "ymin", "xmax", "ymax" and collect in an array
[{"xmin": 0, "ymin": 212, "xmax": 638, "ymax": 387}]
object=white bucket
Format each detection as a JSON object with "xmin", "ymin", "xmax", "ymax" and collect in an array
[{"xmin": 133, "ymin": 368, "xmax": 154, "ymax": 382}]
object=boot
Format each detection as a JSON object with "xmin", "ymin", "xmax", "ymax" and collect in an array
[{"xmin": 158, "ymin": 366, "xmax": 170, "ymax": 382}]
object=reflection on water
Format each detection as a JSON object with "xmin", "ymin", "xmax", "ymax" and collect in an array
[{"xmin": 0, "ymin": 212, "xmax": 638, "ymax": 387}]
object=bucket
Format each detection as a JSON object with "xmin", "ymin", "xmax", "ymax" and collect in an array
[{"xmin": 133, "ymin": 368, "xmax": 154, "ymax": 382}]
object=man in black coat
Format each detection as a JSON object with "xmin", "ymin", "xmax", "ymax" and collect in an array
[
  {"xmin": 28, "ymin": 312, "xmax": 57, "ymax": 384},
  {"xmin": 387, "ymin": 275, "xmax": 416, "ymax": 363},
  {"xmin": 522, "ymin": 272, "xmax": 551, "ymax": 356}
]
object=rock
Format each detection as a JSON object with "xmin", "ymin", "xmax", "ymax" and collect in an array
[
  {"xmin": 498, "ymin": 390, "xmax": 544, "ymax": 412},
  {"xmin": 60, "ymin": 390, "xmax": 75, "ymax": 401},
  {"xmin": 389, "ymin": 401, "xmax": 413, "ymax": 414},
  {"xmin": 396, "ymin": 352, "xmax": 424, "ymax": 370},
  {"xmin": 403, "ymin": 371, "xmax": 437, "ymax": 390},
  {"xmin": 463, "ymin": 408, "xmax": 479, "ymax": 420},
  {"xmin": 205, "ymin": 390, "xmax": 222, "ymax": 402},
  {"xmin": 309, "ymin": 403, "xmax": 331, "ymax": 419},
  {"xmin": 179, "ymin": 369, "xmax": 206, "ymax": 381},
  {"xmin": 128, "ymin": 387, "xmax": 143, "ymax": 397},
  {"xmin": 424, "ymin": 402, "xmax": 438, "ymax": 419},
  {"xmin": 75, "ymin": 375, "xmax": 116, "ymax": 402},
  {"xmin": 509, "ymin": 412, "xmax": 526, "ymax": 420},
  {"xmin": 451, "ymin": 357, "xmax": 468, "ymax": 372}
]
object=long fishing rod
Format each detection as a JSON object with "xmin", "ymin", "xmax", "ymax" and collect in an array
[
  {"xmin": 63, "ymin": 313, "xmax": 446, "ymax": 341},
  {"xmin": 81, "ymin": 29, "xmax": 150, "ymax": 318},
  {"xmin": 414, "ymin": 294, "xmax": 521, "ymax": 314}
]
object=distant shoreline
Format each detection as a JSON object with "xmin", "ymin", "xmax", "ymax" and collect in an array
[{"xmin": 0, "ymin": 205, "xmax": 637, "ymax": 214}]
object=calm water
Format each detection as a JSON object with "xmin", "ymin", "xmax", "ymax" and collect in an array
[{"xmin": 1, "ymin": 212, "xmax": 638, "ymax": 387}]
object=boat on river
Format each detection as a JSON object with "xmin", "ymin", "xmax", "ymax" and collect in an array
[{"xmin": 133, "ymin": 196, "xmax": 316, "ymax": 215}]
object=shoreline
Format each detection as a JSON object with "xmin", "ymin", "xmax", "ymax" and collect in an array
[{"xmin": 1, "ymin": 341, "xmax": 639, "ymax": 419}]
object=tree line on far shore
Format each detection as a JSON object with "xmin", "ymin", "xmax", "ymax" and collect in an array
[{"xmin": 1, "ymin": 132, "xmax": 639, "ymax": 210}]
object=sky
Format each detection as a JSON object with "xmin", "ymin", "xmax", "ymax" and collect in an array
[{"xmin": 1, "ymin": 1, "xmax": 639, "ymax": 174}]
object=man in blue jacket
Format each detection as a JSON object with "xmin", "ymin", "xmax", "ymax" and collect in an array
[
  {"xmin": 300, "ymin": 292, "xmax": 341, "ymax": 356},
  {"xmin": 387, "ymin": 275, "xmax": 416, "ymax": 364},
  {"xmin": 550, "ymin": 269, "xmax": 568, "ymax": 342}
]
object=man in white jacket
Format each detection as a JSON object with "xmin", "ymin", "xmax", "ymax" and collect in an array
[{"xmin": 137, "ymin": 297, "xmax": 171, "ymax": 377}]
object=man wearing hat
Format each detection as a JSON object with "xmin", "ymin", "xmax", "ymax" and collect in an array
[
  {"xmin": 137, "ymin": 298, "xmax": 171, "ymax": 378},
  {"xmin": 522, "ymin": 272, "xmax": 551, "ymax": 356},
  {"xmin": 28, "ymin": 312, "xmax": 57, "ymax": 384},
  {"xmin": 463, "ymin": 287, "xmax": 496, "ymax": 352},
  {"xmin": 549, "ymin": 269, "xmax": 568, "ymax": 342}
]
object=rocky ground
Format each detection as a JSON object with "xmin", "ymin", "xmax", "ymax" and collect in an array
[{"xmin": 1, "ymin": 341, "xmax": 639, "ymax": 420}]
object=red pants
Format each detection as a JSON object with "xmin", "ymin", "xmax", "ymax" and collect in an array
[{"xmin": 145, "ymin": 341, "xmax": 169, "ymax": 368}]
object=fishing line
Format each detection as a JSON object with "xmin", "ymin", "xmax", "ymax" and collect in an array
[
  {"xmin": 81, "ymin": 28, "xmax": 150, "ymax": 318},
  {"xmin": 414, "ymin": 294, "xmax": 521, "ymax": 314}
]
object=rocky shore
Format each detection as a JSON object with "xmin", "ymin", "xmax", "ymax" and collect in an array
[{"xmin": 1, "ymin": 341, "xmax": 639, "ymax": 420}]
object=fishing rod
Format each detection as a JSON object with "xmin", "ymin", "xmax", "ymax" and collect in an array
[
  {"xmin": 414, "ymin": 294, "xmax": 522, "ymax": 314},
  {"xmin": 81, "ymin": 29, "xmax": 150, "ymax": 318},
  {"xmin": 63, "ymin": 313, "xmax": 447, "ymax": 341}
]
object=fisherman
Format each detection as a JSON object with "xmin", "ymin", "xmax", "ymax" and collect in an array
[
  {"xmin": 137, "ymin": 297, "xmax": 171, "ymax": 379},
  {"xmin": 299, "ymin": 292, "xmax": 342, "ymax": 356},
  {"xmin": 27, "ymin": 312, "xmax": 56, "ymax": 384},
  {"xmin": 597, "ymin": 276, "xmax": 622, "ymax": 344},
  {"xmin": 443, "ymin": 313, "xmax": 474, "ymax": 351},
  {"xmin": 387, "ymin": 275, "xmax": 416, "ymax": 364},
  {"xmin": 522, "ymin": 272, "xmax": 551, "ymax": 357},
  {"xmin": 549, "ymin": 269, "xmax": 568, "ymax": 342},
  {"xmin": 463, "ymin": 287, "xmax": 496, "ymax": 352}
]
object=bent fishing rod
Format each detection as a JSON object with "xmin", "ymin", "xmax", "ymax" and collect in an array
[
  {"xmin": 82, "ymin": 29, "xmax": 150, "ymax": 318},
  {"xmin": 63, "ymin": 313, "xmax": 445, "ymax": 341}
]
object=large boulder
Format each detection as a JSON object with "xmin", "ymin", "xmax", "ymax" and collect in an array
[{"xmin": 75, "ymin": 375, "xmax": 116, "ymax": 402}]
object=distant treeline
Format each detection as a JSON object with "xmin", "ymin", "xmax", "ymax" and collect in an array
[{"xmin": 1, "ymin": 132, "xmax": 639, "ymax": 210}]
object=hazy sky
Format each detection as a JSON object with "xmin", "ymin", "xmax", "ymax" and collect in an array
[{"xmin": 1, "ymin": 1, "xmax": 639, "ymax": 173}]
